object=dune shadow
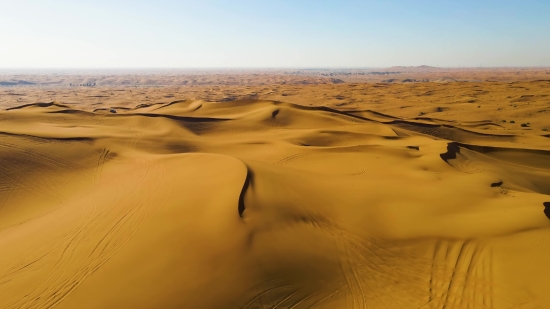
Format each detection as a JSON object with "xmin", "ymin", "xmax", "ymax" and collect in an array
[
  {"xmin": 544, "ymin": 202, "xmax": 550, "ymax": 220},
  {"xmin": 238, "ymin": 169, "xmax": 254, "ymax": 218},
  {"xmin": 6, "ymin": 102, "xmax": 69, "ymax": 110},
  {"xmin": 0, "ymin": 131, "xmax": 94, "ymax": 143},
  {"xmin": 439, "ymin": 142, "xmax": 460, "ymax": 163},
  {"xmin": 491, "ymin": 181, "xmax": 503, "ymax": 187}
]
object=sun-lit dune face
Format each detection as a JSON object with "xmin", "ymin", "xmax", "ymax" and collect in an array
[{"xmin": 0, "ymin": 82, "xmax": 550, "ymax": 309}]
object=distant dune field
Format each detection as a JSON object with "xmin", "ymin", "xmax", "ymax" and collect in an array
[{"xmin": 0, "ymin": 77, "xmax": 549, "ymax": 308}]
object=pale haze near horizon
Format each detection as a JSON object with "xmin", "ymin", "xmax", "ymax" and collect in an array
[{"xmin": 0, "ymin": 0, "xmax": 549, "ymax": 68}]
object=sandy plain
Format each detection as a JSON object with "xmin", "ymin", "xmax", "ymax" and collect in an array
[{"xmin": 0, "ymin": 69, "xmax": 549, "ymax": 309}]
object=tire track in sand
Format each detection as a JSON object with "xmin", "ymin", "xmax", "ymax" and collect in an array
[{"xmin": 0, "ymin": 155, "xmax": 168, "ymax": 309}]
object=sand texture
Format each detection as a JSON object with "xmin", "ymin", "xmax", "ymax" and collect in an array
[{"xmin": 0, "ymin": 80, "xmax": 550, "ymax": 308}]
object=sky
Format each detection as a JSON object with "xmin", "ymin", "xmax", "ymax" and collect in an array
[{"xmin": 0, "ymin": 0, "xmax": 549, "ymax": 68}]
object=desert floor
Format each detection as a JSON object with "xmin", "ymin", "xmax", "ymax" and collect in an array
[{"xmin": 0, "ymin": 74, "xmax": 549, "ymax": 308}]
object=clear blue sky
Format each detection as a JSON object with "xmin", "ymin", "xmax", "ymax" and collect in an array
[{"xmin": 1, "ymin": 0, "xmax": 549, "ymax": 68}]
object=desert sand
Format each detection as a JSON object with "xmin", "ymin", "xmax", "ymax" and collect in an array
[{"xmin": 0, "ymin": 72, "xmax": 549, "ymax": 308}]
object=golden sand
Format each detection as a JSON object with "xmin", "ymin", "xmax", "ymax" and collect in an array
[{"xmin": 0, "ymin": 79, "xmax": 549, "ymax": 308}]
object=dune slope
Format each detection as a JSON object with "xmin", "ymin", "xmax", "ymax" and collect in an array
[{"xmin": 0, "ymin": 99, "xmax": 549, "ymax": 309}]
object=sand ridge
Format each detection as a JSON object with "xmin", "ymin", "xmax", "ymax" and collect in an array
[{"xmin": 0, "ymin": 83, "xmax": 549, "ymax": 308}]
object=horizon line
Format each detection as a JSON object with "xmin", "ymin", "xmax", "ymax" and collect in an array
[{"xmin": 1, "ymin": 66, "xmax": 550, "ymax": 71}]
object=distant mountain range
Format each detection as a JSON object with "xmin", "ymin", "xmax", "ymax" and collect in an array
[{"xmin": 386, "ymin": 65, "xmax": 441, "ymax": 71}]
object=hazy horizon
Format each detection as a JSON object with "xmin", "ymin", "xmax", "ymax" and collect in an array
[{"xmin": 1, "ymin": 0, "xmax": 549, "ymax": 68}]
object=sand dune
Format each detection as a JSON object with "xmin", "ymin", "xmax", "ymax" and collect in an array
[{"xmin": 0, "ymin": 93, "xmax": 549, "ymax": 308}]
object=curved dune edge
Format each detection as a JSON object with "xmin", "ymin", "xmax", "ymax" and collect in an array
[{"xmin": 0, "ymin": 100, "xmax": 549, "ymax": 308}]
